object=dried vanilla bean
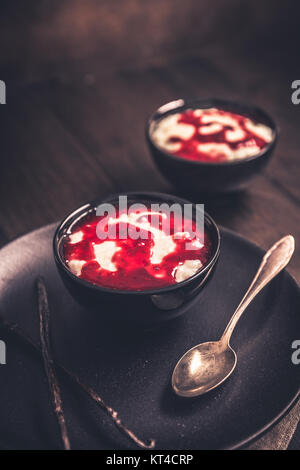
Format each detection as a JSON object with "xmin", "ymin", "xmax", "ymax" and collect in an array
[
  {"xmin": 0, "ymin": 286, "xmax": 155, "ymax": 450},
  {"xmin": 66, "ymin": 371, "xmax": 155, "ymax": 449},
  {"xmin": 37, "ymin": 277, "xmax": 71, "ymax": 451}
]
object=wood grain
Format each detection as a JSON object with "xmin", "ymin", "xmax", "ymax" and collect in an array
[{"xmin": 0, "ymin": 51, "xmax": 299, "ymax": 278}]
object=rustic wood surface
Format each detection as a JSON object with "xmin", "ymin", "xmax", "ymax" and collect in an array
[
  {"xmin": 0, "ymin": 51, "xmax": 299, "ymax": 278},
  {"xmin": 0, "ymin": 0, "xmax": 299, "ymax": 449}
]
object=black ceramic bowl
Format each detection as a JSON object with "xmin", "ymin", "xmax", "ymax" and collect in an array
[
  {"xmin": 146, "ymin": 98, "xmax": 278, "ymax": 194},
  {"xmin": 53, "ymin": 192, "xmax": 220, "ymax": 327}
]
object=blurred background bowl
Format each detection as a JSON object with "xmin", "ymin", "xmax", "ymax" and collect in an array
[{"xmin": 146, "ymin": 98, "xmax": 278, "ymax": 194}]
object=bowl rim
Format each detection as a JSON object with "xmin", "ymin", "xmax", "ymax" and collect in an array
[
  {"xmin": 145, "ymin": 97, "xmax": 278, "ymax": 167},
  {"xmin": 53, "ymin": 191, "xmax": 221, "ymax": 296}
]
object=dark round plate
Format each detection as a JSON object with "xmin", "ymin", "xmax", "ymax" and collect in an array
[{"xmin": 0, "ymin": 224, "xmax": 299, "ymax": 450}]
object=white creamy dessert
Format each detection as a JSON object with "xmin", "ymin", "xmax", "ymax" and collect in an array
[
  {"xmin": 151, "ymin": 107, "xmax": 273, "ymax": 162},
  {"xmin": 67, "ymin": 210, "xmax": 204, "ymax": 282},
  {"xmin": 64, "ymin": 207, "xmax": 211, "ymax": 290}
]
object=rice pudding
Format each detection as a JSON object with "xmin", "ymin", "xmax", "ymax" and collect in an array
[
  {"xmin": 151, "ymin": 107, "xmax": 273, "ymax": 163},
  {"xmin": 62, "ymin": 206, "xmax": 212, "ymax": 291}
]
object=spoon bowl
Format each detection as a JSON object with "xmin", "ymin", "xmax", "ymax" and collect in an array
[{"xmin": 172, "ymin": 341, "xmax": 237, "ymax": 397}]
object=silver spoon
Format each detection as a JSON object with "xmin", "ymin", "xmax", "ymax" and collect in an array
[{"xmin": 172, "ymin": 235, "xmax": 295, "ymax": 398}]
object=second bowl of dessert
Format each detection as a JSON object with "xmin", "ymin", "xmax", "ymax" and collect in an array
[
  {"xmin": 53, "ymin": 192, "xmax": 220, "ymax": 327},
  {"xmin": 146, "ymin": 98, "xmax": 277, "ymax": 194}
]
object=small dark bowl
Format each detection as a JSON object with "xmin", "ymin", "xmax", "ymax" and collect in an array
[
  {"xmin": 146, "ymin": 98, "xmax": 278, "ymax": 194},
  {"xmin": 53, "ymin": 192, "xmax": 220, "ymax": 327}
]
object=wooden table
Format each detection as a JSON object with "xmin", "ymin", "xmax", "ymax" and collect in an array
[{"xmin": 0, "ymin": 48, "xmax": 299, "ymax": 448}]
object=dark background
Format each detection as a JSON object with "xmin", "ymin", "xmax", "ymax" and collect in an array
[
  {"xmin": 0, "ymin": 0, "xmax": 299, "ymax": 277},
  {"xmin": 0, "ymin": 0, "xmax": 299, "ymax": 449}
]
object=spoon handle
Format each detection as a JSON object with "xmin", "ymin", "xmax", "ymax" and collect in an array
[{"xmin": 221, "ymin": 235, "xmax": 295, "ymax": 344}]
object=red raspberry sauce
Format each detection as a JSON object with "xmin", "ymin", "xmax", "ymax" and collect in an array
[
  {"xmin": 167, "ymin": 109, "xmax": 270, "ymax": 162},
  {"xmin": 63, "ymin": 209, "xmax": 212, "ymax": 291}
]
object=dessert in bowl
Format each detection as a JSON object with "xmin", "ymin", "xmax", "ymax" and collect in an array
[
  {"xmin": 54, "ymin": 192, "xmax": 220, "ymax": 326},
  {"xmin": 146, "ymin": 99, "xmax": 277, "ymax": 193}
]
